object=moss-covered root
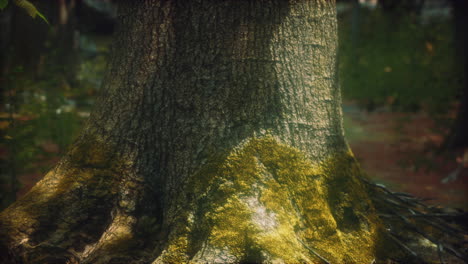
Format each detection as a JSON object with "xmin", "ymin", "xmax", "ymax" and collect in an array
[
  {"xmin": 0, "ymin": 137, "xmax": 135, "ymax": 263},
  {"xmin": 154, "ymin": 136, "xmax": 383, "ymax": 264}
]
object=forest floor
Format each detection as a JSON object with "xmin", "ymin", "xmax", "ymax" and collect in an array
[{"xmin": 343, "ymin": 101, "xmax": 468, "ymax": 210}]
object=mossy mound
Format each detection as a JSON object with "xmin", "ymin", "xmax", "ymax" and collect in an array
[{"xmin": 156, "ymin": 136, "xmax": 382, "ymax": 263}]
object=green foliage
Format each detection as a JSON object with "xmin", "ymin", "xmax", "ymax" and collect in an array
[
  {"xmin": 14, "ymin": 0, "xmax": 48, "ymax": 24},
  {"xmin": 0, "ymin": 71, "xmax": 83, "ymax": 209},
  {"xmin": 0, "ymin": 32, "xmax": 109, "ymax": 209},
  {"xmin": 0, "ymin": 0, "xmax": 8, "ymax": 10},
  {"xmin": 338, "ymin": 7, "xmax": 460, "ymax": 112},
  {"xmin": 4, "ymin": 76, "xmax": 83, "ymax": 172},
  {"xmin": 0, "ymin": 0, "xmax": 49, "ymax": 24}
]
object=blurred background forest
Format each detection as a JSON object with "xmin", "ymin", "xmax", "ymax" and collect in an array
[{"xmin": 0, "ymin": 0, "xmax": 466, "ymax": 210}]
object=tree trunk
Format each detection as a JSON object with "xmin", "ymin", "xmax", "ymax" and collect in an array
[
  {"xmin": 0, "ymin": 1, "xmax": 385, "ymax": 263},
  {"xmin": 445, "ymin": 0, "xmax": 468, "ymax": 150}
]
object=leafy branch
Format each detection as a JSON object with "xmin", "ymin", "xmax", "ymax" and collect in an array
[{"xmin": 0, "ymin": 0, "xmax": 49, "ymax": 25}]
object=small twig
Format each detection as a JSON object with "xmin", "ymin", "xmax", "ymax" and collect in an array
[
  {"xmin": 419, "ymin": 217, "xmax": 465, "ymax": 239},
  {"xmin": 437, "ymin": 244, "xmax": 446, "ymax": 264},
  {"xmin": 387, "ymin": 232, "xmax": 418, "ymax": 257},
  {"xmin": 442, "ymin": 244, "xmax": 467, "ymax": 261},
  {"xmin": 396, "ymin": 210, "xmax": 468, "ymax": 262},
  {"xmin": 362, "ymin": 177, "xmax": 468, "ymax": 263},
  {"xmin": 298, "ymin": 239, "xmax": 331, "ymax": 264}
]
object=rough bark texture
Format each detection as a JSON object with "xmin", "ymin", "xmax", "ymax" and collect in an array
[{"xmin": 1, "ymin": 1, "xmax": 385, "ymax": 263}]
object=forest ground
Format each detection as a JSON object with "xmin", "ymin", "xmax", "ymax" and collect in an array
[{"xmin": 344, "ymin": 101, "xmax": 467, "ymax": 209}]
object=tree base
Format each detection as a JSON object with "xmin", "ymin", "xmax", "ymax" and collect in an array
[{"xmin": 2, "ymin": 136, "xmax": 465, "ymax": 263}]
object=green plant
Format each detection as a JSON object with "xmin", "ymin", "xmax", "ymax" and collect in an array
[
  {"xmin": 338, "ymin": 8, "xmax": 460, "ymax": 112},
  {"xmin": 0, "ymin": 0, "xmax": 49, "ymax": 24}
]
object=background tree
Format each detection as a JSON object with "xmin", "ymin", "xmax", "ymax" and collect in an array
[
  {"xmin": 0, "ymin": 1, "xmax": 465, "ymax": 263},
  {"xmin": 0, "ymin": 0, "xmax": 116, "ymax": 210},
  {"xmin": 445, "ymin": 0, "xmax": 468, "ymax": 150},
  {"xmin": 0, "ymin": 0, "xmax": 79, "ymax": 208}
]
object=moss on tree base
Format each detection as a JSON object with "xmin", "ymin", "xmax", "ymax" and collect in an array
[
  {"xmin": 2, "ymin": 135, "xmax": 462, "ymax": 263},
  {"xmin": 155, "ymin": 136, "xmax": 383, "ymax": 263},
  {"xmin": 0, "ymin": 136, "xmax": 390, "ymax": 263}
]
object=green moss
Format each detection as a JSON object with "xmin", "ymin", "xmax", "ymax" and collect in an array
[
  {"xmin": 160, "ymin": 136, "xmax": 381, "ymax": 263},
  {"xmin": 47, "ymin": 136, "xmax": 123, "ymax": 200},
  {"xmin": 68, "ymin": 135, "xmax": 117, "ymax": 169}
]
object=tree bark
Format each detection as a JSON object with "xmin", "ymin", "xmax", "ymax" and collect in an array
[
  {"xmin": 445, "ymin": 0, "xmax": 468, "ymax": 150},
  {"xmin": 1, "ymin": 1, "xmax": 385, "ymax": 263}
]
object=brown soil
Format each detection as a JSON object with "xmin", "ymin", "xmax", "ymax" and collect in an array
[{"xmin": 344, "ymin": 102, "xmax": 468, "ymax": 209}]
